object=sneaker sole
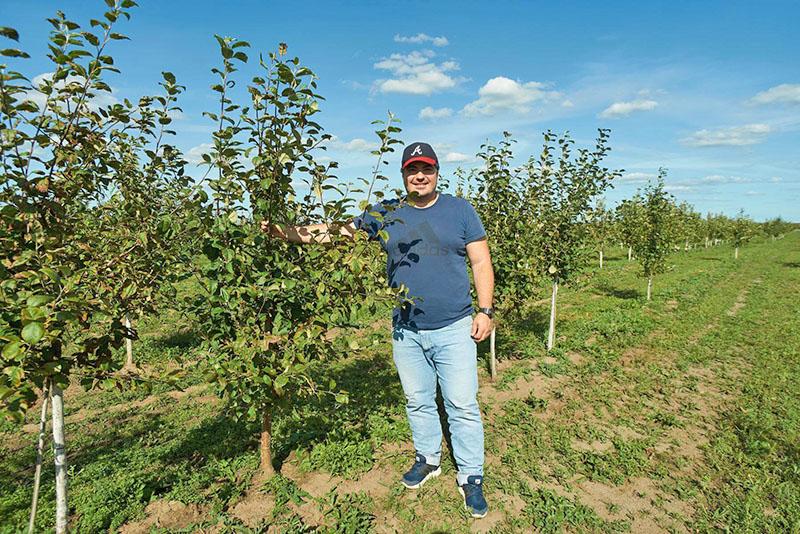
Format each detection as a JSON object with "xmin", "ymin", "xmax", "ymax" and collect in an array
[
  {"xmin": 458, "ymin": 487, "xmax": 488, "ymax": 518},
  {"xmin": 401, "ymin": 467, "xmax": 441, "ymax": 489}
]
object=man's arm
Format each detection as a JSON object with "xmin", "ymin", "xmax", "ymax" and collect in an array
[
  {"xmin": 261, "ymin": 221, "xmax": 359, "ymax": 244},
  {"xmin": 466, "ymin": 237, "xmax": 494, "ymax": 342}
]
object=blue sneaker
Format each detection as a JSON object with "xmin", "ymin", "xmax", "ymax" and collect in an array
[
  {"xmin": 459, "ymin": 475, "xmax": 488, "ymax": 518},
  {"xmin": 401, "ymin": 454, "xmax": 441, "ymax": 489}
]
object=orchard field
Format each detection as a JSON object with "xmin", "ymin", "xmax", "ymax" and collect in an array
[
  {"xmin": 2, "ymin": 232, "xmax": 799, "ymax": 533},
  {"xmin": 3, "ymin": 3, "xmax": 800, "ymax": 533}
]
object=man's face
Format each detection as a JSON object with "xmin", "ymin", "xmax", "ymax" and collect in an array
[{"xmin": 402, "ymin": 161, "xmax": 438, "ymax": 199}]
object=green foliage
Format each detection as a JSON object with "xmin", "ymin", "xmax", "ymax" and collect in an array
[
  {"xmin": 185, "ymin": 39, "xmax": 399, "ymax": 455},
  {"xmin": 731, "ymin": 208, "xmax": 755, "ymax": 249},
  {"xmin": 463, "ymin": 132, "xmax": 539, "ymax": 315},
  {"xmin": 0, "ymin": 1, "xmax": 190, "ymax": 420},
  {"xmin": 628, "ymin": 170, "xmax": 679, "ymax": 280},
  {"xmin": 524, "ymin": 129, "xmax": 622, "ymax": 285}
]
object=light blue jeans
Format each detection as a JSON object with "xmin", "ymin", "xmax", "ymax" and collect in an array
[{"xmin": 392, "ymin": 314, "xmax": 484, "ymax": 484}]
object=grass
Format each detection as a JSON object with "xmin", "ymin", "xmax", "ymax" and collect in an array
[{"xmin": 1, "ymin": 234, "xmax": 799, "ymax": 532}]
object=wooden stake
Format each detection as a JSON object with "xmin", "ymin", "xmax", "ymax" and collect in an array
[
  {"xmin": 599, "ymin": 249, "xmax": 604, "ymax": 269},
  {"xmin": 28, "ymin": 379, "xmax": 50, "ymax": 534},
  {"xmin": 489, "ymin": 327, "xmax": 497, "ymax": 381},
  {"xmin": 647, "ymin": 276, "xmax": 653, "ymax": 301}
]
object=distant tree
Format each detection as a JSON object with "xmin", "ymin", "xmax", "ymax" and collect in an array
[
  {"xmin": 630, "ymin": 171, "xmax": 678, "ymax": 300},
  {"xmin": 587, "ymin": 198, "xmax": 615, "ymax": 268},
  {"xmin": 731, "ymin": 209, "xmax": 755, "ymax": 259}
]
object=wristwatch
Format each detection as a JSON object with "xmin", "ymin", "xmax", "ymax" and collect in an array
[{"xmin": 477, "ymin": 307, "xmax": 494, "ymax": 319}]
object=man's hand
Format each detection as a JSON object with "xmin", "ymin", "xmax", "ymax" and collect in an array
[
  {"xmin": 471, "ymin": 312, "xmax": 493, "ymax": 342},
  {"xmin": 260, "ymin": 221, "xmax": 287, "ymax": 240}
]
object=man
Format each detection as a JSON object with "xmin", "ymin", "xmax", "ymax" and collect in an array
[{"xmin": 263, "ymin": 142, "xmax": 494, "ymax": 518}]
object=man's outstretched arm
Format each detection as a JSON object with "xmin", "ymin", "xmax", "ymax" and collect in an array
[{"xmin": 261, "ymin": 221, "xmax": 359, "ymax": 244}]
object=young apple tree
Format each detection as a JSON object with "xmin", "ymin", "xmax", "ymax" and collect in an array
[
  {"xmin": 630, "ymin": 171, "xmax": 678, "ymax": 300},
  {"xmin": 524, "ymin": 130, "xmax": 621, "ymax": 350},
  {"xmin": 466, "ymin": 132, "xmax": 539, "ymax": 377},
  {"xmin": 186, "ymin": 39, "xmax": 398, "ymax": 476},
  {"xmin": 0, "ymin": 3, "xmax": 191, "ymax": 531},
  {"xmin": 731, "ymin": 209, "xmax": 755, "ymax": 259},
  {"xmin": 587, "ymin": 198, "xmax": 614, "ymax": 268}
]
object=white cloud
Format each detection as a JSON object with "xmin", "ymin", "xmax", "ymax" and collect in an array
[
  {"xmin": 664, "ymin": 184, "xmax": 696, "ymax": 192},
  {"xmin": 770, "ymin": 176, "xmax": 782, "ymax": 182},
  {"xmin": 599, "ymin": 99, "xmax": 658, "ymax": 118},
  {"xmin": 682, "ymin": 123, "xmax": 771, "ymax": 147},
  {"xmin": 374, "ymin": 51, "xmax": 462, "ymax": 95},
  {"xmin": 700, "ymin": 175, "xmax": 749, "ymax": 184},
  {"xmin": 24, "ymin": 72, "xmax": 120, "ymax": 111},
  {"xmin": 745, "ymin": 190, "xmax": 764, "ymax": 196},
  {"xmin": 619, "ymin": 172, "xmax": 655, "ymax": 183},
  {"xmin": 461, "ymin": 77, "xmax": 559, "ymax": 116},
  {"xmin": 328, "ymin": 136, "xmax": 377, "ymax": 152},
  {"xmin": 394, "ymin": 33, "xmax": 449, "ymax": 47},
  {"xmin": 750, "ymin": 84, "xmax": 800, "ymax": 105},
  {"xmin": 186, "ymin": 143, "xmax": 214, "ymax": 164},
  {"xmin": 418, "ymin": 106, "xmax": 453, "ymax": 120},
  {"xmin": 442, "ymin": 152, "xmax": 471, "ymax": 163}
]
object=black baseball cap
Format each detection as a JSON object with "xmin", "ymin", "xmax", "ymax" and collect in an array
[{"xmin": 401, "ymin": 142, "xmax": 439, "ymax": 169}]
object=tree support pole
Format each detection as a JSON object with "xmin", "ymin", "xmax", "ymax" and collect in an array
[
  {"xmin": 51, "ymin": 383, "xmax": 67, "ymax": 534},
  {"xmin": 28, "ymin": 379, "xmax": 50, "ymax": 534},
  {"xmin": 547, "ymin": 280, "xmax": 558, "ymax": 351},
  {"xmin": 647, "ymin": 276, "xmax": 653, "ymax": 301},
  {"xmin": 124, "ymin": 314, "xmax": 134, "ymax": 368},
  {"xmin": 489, "ymin": 327, "xmax": 497, "ymax": 381}
]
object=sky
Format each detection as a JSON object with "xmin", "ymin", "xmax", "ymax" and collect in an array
[{"xmin": 3, "ymin": 0, "xmax": 799, "ymax": 220}]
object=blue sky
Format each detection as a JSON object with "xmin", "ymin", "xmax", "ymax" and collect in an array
[{"xmin": 4, "ymin": 0, "xmax": 799, "ymax": 220}]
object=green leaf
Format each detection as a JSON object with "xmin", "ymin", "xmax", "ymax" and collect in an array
[
  {"xmin": 2, "ymin": 341, "xmax": 23, "ymax": 360},
  {"xmin": 1, "ymin": 48, "xmax": 30, "ymax": 58},
  {"xmin": 0, "ymin": 27, "xmax": 20, "ymax": 41},
  {"xmin": 21, "ymin": 322, "xmax": 44, "ymax": 344},
  {"xmin": 27, "ymin": 295, "xmax": 52, "ymax": 307}
]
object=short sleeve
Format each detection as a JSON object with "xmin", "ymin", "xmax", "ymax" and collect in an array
[
  {"xmin": 461, "ymin": 199, "xmax": 486, "ymax": 244},
  {"xmin": 352, "ymin": 200, "xmax": 394, "ymax": 242},
  {"xmin": 352, "ymin": 206, "xmax": 381, "ymax": 240}
]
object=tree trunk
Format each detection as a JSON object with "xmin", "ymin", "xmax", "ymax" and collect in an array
[
  {"xmin": 489, "ymin": 327, "xmax": 497, "ymax": 381},
  {"xmin": 735, "ymin": 246, "xmax": 739, "ymax": 259},
  {"xmin": 599, "ymin": 249, "xmax": 604, "ymax": 269},
  {"xmin": 124, "ymin": 313, "xmax": 134, "ymax": 368},
  {"xmin": 260, "ymin": 410, "xmax": 276, "ymax": 477},
  {"xmin": 684, "ymin": 238, "xmax": 689, "ymax": 251},
  {"xmin": 705, "ymin": 236, "xmax": 709, "ymax": 248},
  {"xmin": 28, "ymin": 379, "xmax": 50, "ymax": 534},
  {"xmin": 627, "ymin": 246, "xmax": 632, "ymax": 261},
  {"xmin": 646, "ymin": 276, "xmax": 653, "ymax": 301},
  {"xmin": 547, "ymin": 280, "xmax": 558, "ymax": 351},
  {"xmin": 51, "ymin": 383, "xmax": 67, "ymax": 534}
]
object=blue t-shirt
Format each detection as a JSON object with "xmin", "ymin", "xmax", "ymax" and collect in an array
[{"xmin": 355, "ymin": 193, "xmax": 486, "ymax": 330}]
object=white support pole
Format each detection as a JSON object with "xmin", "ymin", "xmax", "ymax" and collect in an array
[
  {"xmin": 124, "ymin": 313, "xmax": 134, "ymax": 368},
  {"xmin": 547, "ymin": 281, "xmax": 558, "ymax": 351},
  {"xmin": 51, "ymin": 383, "xmax": 68, "ymax": 534}
]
